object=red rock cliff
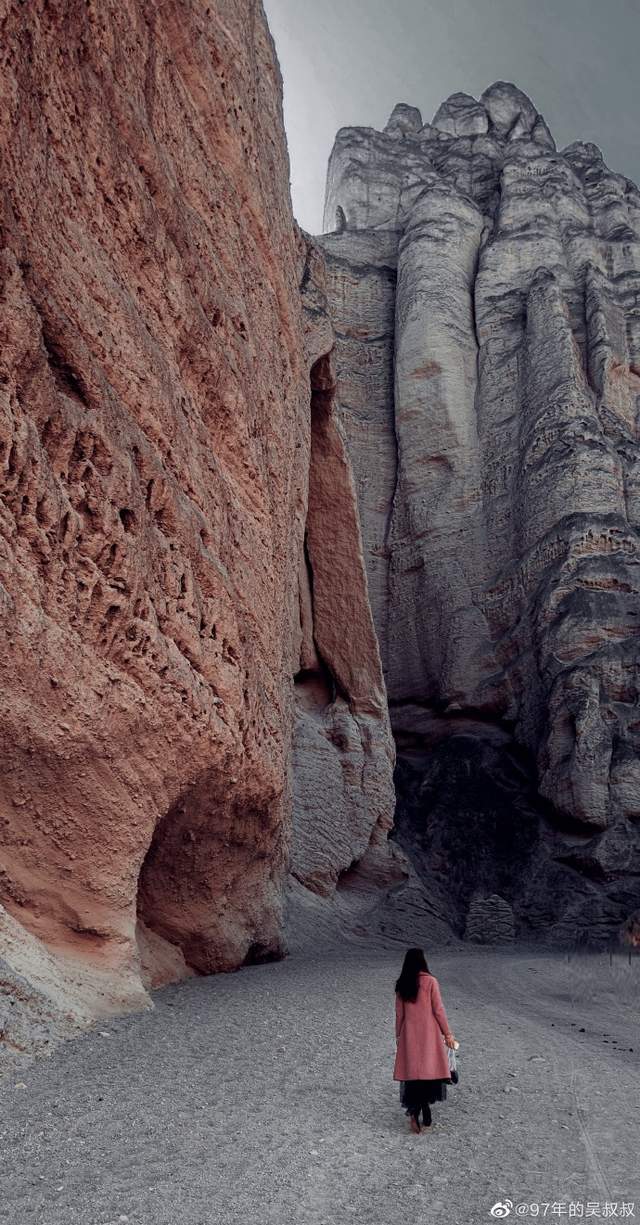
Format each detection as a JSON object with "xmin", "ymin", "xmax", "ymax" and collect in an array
[{"xmin": 0, "ymin": 0, "xmax": 323, "ymax": 1014}]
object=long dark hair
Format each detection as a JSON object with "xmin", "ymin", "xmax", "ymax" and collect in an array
[{"xmin": 395, "ymin": 947, "xmax": 430, "ymax": 1002}]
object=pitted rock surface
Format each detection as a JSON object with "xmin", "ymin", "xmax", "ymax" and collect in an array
[
  {"xmin": 0, "ymin": 0, "xmax": 316, "ymax": 1004},
  {"xmin": 0, "ymin": 0, "xmax": 406, "ymax": 1044}
]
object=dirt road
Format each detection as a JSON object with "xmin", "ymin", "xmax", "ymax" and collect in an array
[{"xmin": 1, "ymin": 944, "xmax": 638, "ymax": 1224}]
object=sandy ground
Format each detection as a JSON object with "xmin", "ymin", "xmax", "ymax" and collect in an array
[{"xmin": 1, "ymin": 943, "xmax": 638, "ymax": 1225}]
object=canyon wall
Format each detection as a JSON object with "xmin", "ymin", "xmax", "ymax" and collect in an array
[
  {"xmin": 4, "ymin": 1, "xmax": 634, "ymax": 1067},
  {"xmin": 287, "ymin": 242, "xmax": 452, "ymax": 952},
  {"xmin": 318, "ymin": 85, "xmax": 640, "ymax": 946},
  {"xmin": 0, "ymin": 0, "xmax": 405, "ymax": 1047}
]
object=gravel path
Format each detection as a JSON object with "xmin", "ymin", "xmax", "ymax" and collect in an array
[{"xmin": 1, "ymin": 944, "xmax": 638, "ymax": 1225}]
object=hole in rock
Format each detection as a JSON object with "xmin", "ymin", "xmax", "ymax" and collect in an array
[
  {"xmin": 294, "ymin": 665, "xmax": 333, "ymax": 712},
  {"xmin": 136, "ymin": 768, "xmax": 283, "ymax": 975},
  {"xmin": 42, "ymin": 327, "xmax": 89, "ymax": 405},
  {"xmin": 309, "ymin": 352, "xmax": 334, "ymax": 416},
  {"xmin": 242, "ymin": 941, "xmax": 280, "ymax": 967}
]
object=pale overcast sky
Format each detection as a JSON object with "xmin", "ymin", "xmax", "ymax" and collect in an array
[{"xmin": 263, "ymin": 0, "xmax": 640, "ymax": 234}]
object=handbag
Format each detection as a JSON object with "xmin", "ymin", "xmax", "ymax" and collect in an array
[{"xmin": 447, "ymin": 1040, "xmax": 460, "ymax": 1084}]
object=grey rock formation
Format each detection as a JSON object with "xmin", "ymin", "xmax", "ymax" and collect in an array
[
  {"xmin": 384, "ymin": 103, "xmax": 423, "ymax": 136},
  {"xmin": 432, "ymin": 92, "xmax": 488, "ymax": 138},
  {"xmin": 464, "ymin": 893, "xmax": 516, "ymax": 944},
  {"xmin": 316, "ymin": 83, "xmax": 640, "ymax": 948}
]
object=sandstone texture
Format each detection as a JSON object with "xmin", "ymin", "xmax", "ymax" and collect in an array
[
  {"xmin": 0, "ymin": 0, "xmax": 407, "ymax": 1041},
  {"xmin": 0, "ymin": 0, "xmax": 310, "ymax": 1004},
  {"xmin": 318, "ymin": 83, "xmax": 640, "ymax": 946}
]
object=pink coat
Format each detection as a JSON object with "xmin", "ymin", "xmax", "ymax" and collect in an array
[{"xmin": 393, "ymin": 971, "xmax": 452, "ymax": 1081}]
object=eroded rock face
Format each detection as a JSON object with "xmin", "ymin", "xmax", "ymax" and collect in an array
[
  {"xmin": 318, "ymin": 83, "xmax": 640, "ymax": 946},
  {"xmin": 464, "ymin": 893, "xmax": 516, "ymax": 945},
  {"xmin": 0, "ymin": 0, "xmax": 415, "ymax": 1036},
  {"xmin": 0, "ymin": 0, "xmax": 314, "ymax": 997}
]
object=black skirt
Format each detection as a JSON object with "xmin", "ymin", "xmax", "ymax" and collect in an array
[{"xmin": 400, "ymin": 1078, "xmax": 450, "ymax": 1114}]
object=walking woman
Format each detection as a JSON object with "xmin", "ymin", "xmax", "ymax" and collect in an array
[{"xmin": 393, "ymin": 948, "xmax": 457, "ymax": 1134}]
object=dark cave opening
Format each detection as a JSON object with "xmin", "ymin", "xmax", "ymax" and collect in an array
[
  {"xmin": 389, "ymin": 722, "xmax": 640, "ymax": 950},
  {"xmin": 136, "ymin": 768, "xmax": 286, "ymax": 978}
]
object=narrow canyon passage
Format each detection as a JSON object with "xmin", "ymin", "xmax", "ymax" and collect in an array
[
  {"xmin": 0, "ymin": 5, "xmax": 638, "ymax": 1220},
  {"xmin": 2, "ymin": 943, "xmax": 638, "ymax": 1225}
]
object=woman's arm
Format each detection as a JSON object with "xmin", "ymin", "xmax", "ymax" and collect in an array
[
  {"xmin": 431, "ymin": 977, "xmax": 455, "ymax": 1043},
  {"xmin": 395, "ymin": 992, "xmax": 404, "ymax": 1040}
]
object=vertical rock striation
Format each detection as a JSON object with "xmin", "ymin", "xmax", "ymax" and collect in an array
[{"xmin": 318, "ymin": 83, "xmax": 640, "ymax": 945}]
